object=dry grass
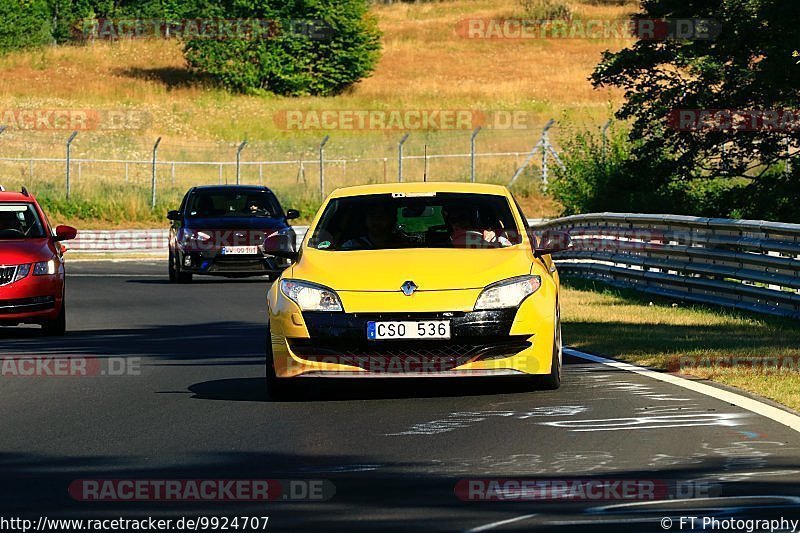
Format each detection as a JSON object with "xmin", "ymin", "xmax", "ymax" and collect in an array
[
  {"xmin": 0, "ymin": 0, "xmax": 634, "ymax": 224},
  {"xmin": 561, "ymin": 279, "xmax": 800, "ymax": 411},
  {"xmin": 0, "ymin": 0, "xmax": 635, "ymax": 142}
]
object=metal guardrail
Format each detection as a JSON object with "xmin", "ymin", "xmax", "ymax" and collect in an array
[
  {"xmin": 71, "ymin": 214, "xmax": 800, "ymax": 320},
  {"xmin": 531, "ymin": 213, "xmax": 800, "ymax": 320},
  {"xmin": 68, "ymin": 228, "xmax": 310, "ymax": 253}
]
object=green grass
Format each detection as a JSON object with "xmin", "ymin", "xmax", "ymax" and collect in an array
[{"xmin": 561, "ymin": 278, "xmax": 800, "ymax": 411}]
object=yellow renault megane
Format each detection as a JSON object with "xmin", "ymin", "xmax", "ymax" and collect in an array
[{"xmin": 264, "ymin": 182, "xmax": 570, "ymax": 398}]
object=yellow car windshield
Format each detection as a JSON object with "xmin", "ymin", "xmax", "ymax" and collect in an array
[{"xmin": 308, "ymin": 192, "xmax": 523, "ymax": 251}]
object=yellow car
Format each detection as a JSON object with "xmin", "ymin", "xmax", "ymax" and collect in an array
[{"xmin": 264, "ymin": 182, "xmax": 570, "ymax": 398}]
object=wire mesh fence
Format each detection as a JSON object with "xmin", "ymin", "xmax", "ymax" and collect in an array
[{"xmin": 0, "ymin": 125, "xmax": 563, "ymax": 208}]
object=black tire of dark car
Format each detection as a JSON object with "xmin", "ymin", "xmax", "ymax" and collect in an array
[{"xmin": 168, "ymin": 249, "xmax": 193, "ymax": 284}]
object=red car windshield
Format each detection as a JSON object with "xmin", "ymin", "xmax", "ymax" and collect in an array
[{"xmin": 0, "ymin": 203, "xmax": 47, "ymax": 239}]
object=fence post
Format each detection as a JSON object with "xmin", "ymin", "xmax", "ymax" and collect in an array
[
  {"xmin": 541, "ymin": 119, "xmax": 555, "ymax": 186},
  {"xmin": 151, "ymin": 137, "xmax": 161, "ymax": 209},
  {"xmin": 218, "ymin": 164, "xmax": 223, "ymax": 185},
  {"xmin": 470, "ymin": 127, "xmax": 481, "ymax": 182},
  {"xmin": 319, "ymin": 135, "xmax": 330, "ymax": 199},
  {"xmin": 601, "ymin": 120, "xmax": 611, "ymax": 163},
  {"xmin": 65, "ymin": 131, "xmax": 78, "ymax": 200},
  {"xmin": 171, "ymin": 162, "xmax": 176, "ymax": 186},
  {"xmin": 124, "ymin": 162, "xmax": 129, "ymax": 183},
  {"xmin": 786, "ymin": 137, "xmax": 792, "ymax": 176},
  {"xmin": 236, "ymin": 141, "xmax": 248, "ymax": 185},
  {"xmin": 398, "ymin": 133, "xmax": 409, "ymax": 182},
  {"xmin": 423, "ymin": 145, "xmax": 428, "ymax": 182}
]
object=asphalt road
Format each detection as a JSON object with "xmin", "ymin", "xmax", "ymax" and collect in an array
[{"xmin": 1, "ymin": 260, "xmax": 800, "ymax": 532}]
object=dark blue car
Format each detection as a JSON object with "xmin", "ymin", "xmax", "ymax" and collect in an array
[{"xmin": 167, "ymin": 185, "xmax": 299, "ymax": 283}]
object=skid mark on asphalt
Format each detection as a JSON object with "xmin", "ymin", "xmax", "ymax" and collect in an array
[
  {"xmin": 383, "ymin": 406, "xmax": 588, "ymax": 436},
  {"xmin": 540, "ymin": 412, "xmax": 749, "ymax": 432}
]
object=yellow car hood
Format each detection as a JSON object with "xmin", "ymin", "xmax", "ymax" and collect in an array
[{"xmin": 291, "ymin": 246, "xmax": 534, "ymax": 292}]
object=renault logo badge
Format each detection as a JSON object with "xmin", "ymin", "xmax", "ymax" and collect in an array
[{"xmin": 401, "ymin": 281, "xmax": 417, "ymax": 296}]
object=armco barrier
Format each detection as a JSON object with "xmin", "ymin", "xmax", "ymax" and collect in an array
[
  {"xmin": 531, "ymin": 213, "xmax": 800, "ymax": 320},
  {"xmin": 70, "ymin": 215, "xmax": 800, "ymax": 320},
  {"xmin": 68, "ymin": 228, "xmax": 310, "ymax": 253}
]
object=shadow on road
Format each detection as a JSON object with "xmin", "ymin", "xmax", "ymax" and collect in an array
[
  {"xmin": 187, "ymin": 374, "xmax": 560, "ymax": 403},
  {"xmin": 1, "ymin": 450, "xmax": 799, "ymax": 532}
]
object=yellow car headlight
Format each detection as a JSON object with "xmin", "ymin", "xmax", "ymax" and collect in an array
[
  {"xmin": 474, "ymin": 275, "xmax": 541, "ymax": 310},
  {"xmin": 280, "ymin": 279, "xmax": 343, "ymax": 312}
]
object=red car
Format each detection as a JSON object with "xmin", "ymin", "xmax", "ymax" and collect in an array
[{"xmin": 0, "ymin": 186, "xmax": 77, "ymax": 335}]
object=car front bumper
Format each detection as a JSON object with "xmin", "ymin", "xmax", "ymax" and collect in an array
[
  {"xmin": 0, "ymin": 274, "xmax": 63, "ymax": 324},
  {"xmin": 267, "ymin": 285, "xmax": 558, "ymax": 378},
  {"xmin": 179, "ymin": 249, "xmax": 291, "ymax": 277}
]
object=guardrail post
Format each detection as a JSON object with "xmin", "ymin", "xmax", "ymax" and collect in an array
[
  {"xmin": 319, "ymin": 135, "xmax": 330, "ymax": 199},
  {"xmin": 65, "ymin": 131, "xmax": 78, "ymax": 200},
  {"xmin": 151, "ymin": 137, "xmax": 161, "ymax": 209},
  {"xmin": 236, "ymin": 141, "xmax": 248, "ymax": 185},
  {"xmin": 398, "ymin": 133, "xmax": 409, "ymax": 182},
  {"xmin": 541, "ymin": 119, "xmax": 555, "ymax": 186},
  {"xmin": 470, "ymin": 127, "xmax": 481, "ymax": 182}
]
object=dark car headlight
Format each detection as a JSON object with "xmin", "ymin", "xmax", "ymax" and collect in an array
[{"xmin": 474, "ymin": 275, "xmax": 541, "ymax": 310}]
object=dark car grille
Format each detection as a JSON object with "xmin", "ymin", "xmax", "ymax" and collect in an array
[
  {"xmin": 0, "ymin": 266, "xmax": 16, "ymax": 286},
  {"xmin": 289, "ymin": 339, "xmax": 532, "ymax": 372},
  {"xmin": 207, "ymin": 258, "xmax": 269, "ymax": 272}
]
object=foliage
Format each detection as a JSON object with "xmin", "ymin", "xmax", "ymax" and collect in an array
[
  {"xmin": 591, "ymin": 0, "xmax": 800, "ymax": 179},
  {"xmin": 0, "ymin": 0, "xmax": 52, "ymax": 53},
  {"xmin": 183, "ymin": 0, "xmax": 382, "ymax": 96}
]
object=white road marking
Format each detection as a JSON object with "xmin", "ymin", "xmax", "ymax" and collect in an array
[
  {"xmin": 465, "ymin": 513, "xmax": 537, "ymax": 532},
  {"xmin": 566, "ymin": 348, "xmax": 800, "ymax": 434}
]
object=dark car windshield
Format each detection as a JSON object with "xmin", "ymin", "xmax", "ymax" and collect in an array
[
  {"xmin": 0, "ymin": 203, "xmax": 46, "ymax": 239},
  {"xmin": 308, "ymin": 192, "xmax": 523, "ymax": 251},
  {"xmin": 186, "ymin": 190, "xmax": 282, "ymax": 218}
]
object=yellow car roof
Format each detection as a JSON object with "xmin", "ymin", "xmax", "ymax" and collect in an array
[{"xmin": 328, "ymin": 182, "xmax": 510, "ymax": 198}]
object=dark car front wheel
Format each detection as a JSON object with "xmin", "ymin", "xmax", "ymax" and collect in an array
[{"xmin": 169, "ymin": 249, "xmax": 193, "ymax": 284}]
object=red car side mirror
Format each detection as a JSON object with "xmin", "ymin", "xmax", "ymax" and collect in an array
[{"xmin": 54, "ymin": 225, "xmax": 78, "ymax": 242}]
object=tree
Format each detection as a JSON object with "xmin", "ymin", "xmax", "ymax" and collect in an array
[
  {"xmin": 591, "ymin": 0, "xmax": 800, "ymax": 179},
  {"xmin": 0, "ymin": 0, "xmax": 52, "ymax": 53},
  {"xmin": 183, "ymin": 0, "xmax": 382, "ymax": 96}
]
